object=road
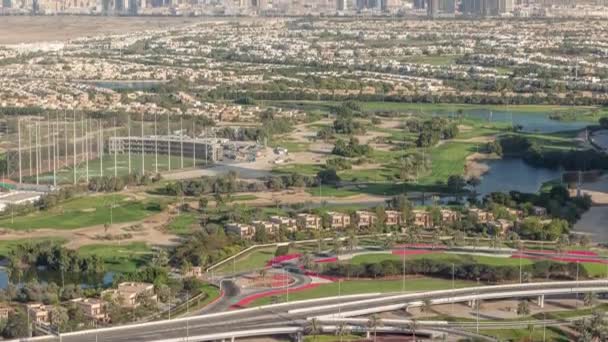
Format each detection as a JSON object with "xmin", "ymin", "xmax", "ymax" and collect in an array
[{"xmin": 21, "ymin": 280, "xmax": 608, "ymax": 342}]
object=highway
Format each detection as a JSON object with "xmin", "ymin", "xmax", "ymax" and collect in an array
[{"xmin": 18, "ymin": 280, "xmax": 608, "ymax": 342}]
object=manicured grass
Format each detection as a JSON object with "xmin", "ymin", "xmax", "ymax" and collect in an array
[
  {"xmin": 230, "ymin": 194, "xmax": 258, "ymax": 201},
  {"xmin": 30, "ymin": 154, "xmax": 203, "ymax": 185},
  {"xmin": 250, "ymin": 277, "xmax": 475, "ymax": 306},
  {"xmin": 0, "ymin": 237, "xmax": 68, "ymax": 259},
  {"xmin": 306, "ymin": 186, "xmax": 360, "ymax": 198},
  {"xmin": 215, "ymin": 247, "xmax": 277, "ymax": 274},
  {"xmin": 582, "ymin": 262, "xmax": 608, "ymax": 278},
  {"xmin": 0, "ymin": 194, "xmax": 168, "ymax": 230},
  {"xmin": 78, "ymin": 242, "xmax": 152, "ymax": 273},
  {"xmin": 269, "ymin": 138, "xmax": 311, "ymax": 153},
  {"xmin": 166, "ymin": 212, "xmax": 199, "ymax": 235},
  {"xmin": 273, "ymin": 163, "xmax": 323, "ymax": 176},
  {"xmin": 420, "ymin": 142, "xmax": 475, "ymax": 184},
  {"xmin": 350, "ymin": 252, "xmax": 534, "ymax": 267},
  {"xmin": 478, "ymin": 327, "xmax": 568, "ymax": 342}
]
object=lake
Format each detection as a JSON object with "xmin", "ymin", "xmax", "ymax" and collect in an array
[
  {"xmin": 476, "ymin": 158, "xmax": 562, "ymax": 196},
  {"xmin": 437, "ymin": 109, "xmax": 591, "ymax": 133}
]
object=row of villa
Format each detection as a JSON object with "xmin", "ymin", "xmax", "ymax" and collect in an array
[{"xmin": 225, "ymin": 206, "xmax": 549, "ymax": 240}]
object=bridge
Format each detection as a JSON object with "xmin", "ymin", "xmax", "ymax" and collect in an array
[{"xmin": 13, "ymin": 280, "xmax": 608, "ymax": 342}]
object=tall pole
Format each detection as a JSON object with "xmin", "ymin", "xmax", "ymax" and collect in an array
[
  {"xmin": 141, "ymin": 112, "xmax": 144, "ymax": 174},
  {"xmin": 53, "ymin": 114, "xmax": 57, "ymax": 187},
  {"xmin": 167, "ymin": 114, "xmax": 171, "ymax": 171},
  {"xmin": 99, "ymin": 120, "xmax": 103, "ymax": 177},
  {"xmin": 64, "ymin": 111, "xmax": 68, "ymax": 169},
  {"xmin": 192, "ymin": 119, "xmax": 196, "ymax": 168},
  {"xmin": 128, "ymin": 115, "xmax": 131, "ymax": 174},
  {"xmin": 35, "ymin": 122, "xmax": 39, "ymax": 185},
  {"xmin": 28, "ymin": 123, "xmax": 32, "ymax": 177},
  {"xmin": 114, "ymin": 118, "xmax": 117, "ymax": 178},
  {"xmin": 73, "ymin": 110, "xmax": 76, "ymax": 184},
  {"xmin": 47, "ymin": 118, "xmax": 51, "ymax": 174},
  {"xmin": 85, "ymin": 118, "xmax": 89, "ymax": 183},
  {"xmin": 81, "ymin": 113, "xmax": 85, "ymax": 179},
  {"xmin": 154, "ymin": 113, "xmax": 158, "ymax": 174},
  {"xmin": 180, "ymin": 116, "xmax": 184, "ymax": 169},
  {"xmin": 17, "ymin": 118, "xmax": 21, "ymax": 184}
]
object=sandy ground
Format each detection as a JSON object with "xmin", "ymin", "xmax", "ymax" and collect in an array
[
  {"xmin": 231, "ymin": 189, "xmax": 388, "ymax": 206},
  {"xmin": 464, "ymin": 152, "xmax": 498, "ymax": 179},
  {"xmin": 0, "ymin": 200, "xmax": 181, "ymax": 249},
  {"xmin": 0, "ymin": 16, "xmax": 214, "ymax": 44},
  {"xmin": 573, "ymin": 175, "xmax": 608, "ymax": 241}
]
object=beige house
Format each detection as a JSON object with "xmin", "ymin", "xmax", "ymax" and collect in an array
[
  {"xmin": 26, "ymin": 303, "xmax": 51, "ymax": 324},
  {"xmin": 385, "ymin": 210, "xmax": 402, "ymax": 226},
  {"xmin": 506, "ymin": 208, "xmax": 524, "ymax": 219},
  {"xmin": 0, "ymin": 305, "xmax": 11, "ymax": 320},
  {"xmin": 412, "ymin": 209, "xmax": 433, "ymax": 229},
  {"xmin": 440, "ymin": 209, "xmax": 460, "ymax": 224},
  {"xmin": 225, "ymin": 223, "xmax": 256, "ymax": 239},
  {"xmin": 296, "ymin": 213, "xmax": 321, "ymax": 230},
  {"xmin": 71, "ymin": 298, "xmax": 108, "ymax": 322},
  {"xmin": 270, "ymin": 216, "xmax": 297, "ymax": 231},
  {"xmin": 183, "ymin": 266, "xmax": 203, "ymax": 278},
  {"xmin": 327, "ymin": 212, "xmax": 351, "ymax": 229},
  {"xmin": 469, "ymin": 208, "xmax": 495, "ymax": 223},
  {"xmin": 355, "ymin": 210, "xmax": 377, "ymax": 228},
  {"xmin": 252, "ymin": 220, "xmax": 279, "ymax": 235},
  {"xmin": 102, "ymin": 282, "xmax": 157, "ymax": 308},
  {"xmin": 489, "ymin": 219, "xmax": 515, "ymax": 235}
]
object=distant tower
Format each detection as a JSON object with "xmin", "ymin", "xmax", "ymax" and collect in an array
[
  {"xmin": 427, "ymin": 0, "xmax": 438, "ymax": 17},
  {"xmin": 336, "ymin": 0, "xmax": 347, "ymax": 10}
]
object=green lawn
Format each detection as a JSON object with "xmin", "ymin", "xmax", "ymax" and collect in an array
[
  {"xmin": 166, "ymin": 212, "xmax": 199, "ymax": 235},
  {"xmin": 479, "ymin": 327, "xmax": 568, "ymax": 342},
  {"xmin": 420, "ymin": 142, "xmax": 475, "ymax": 184},
  {"xmin": 250, "ymin": 277, "xmax": 475, "ymax": 306},
  {"xmin": 28, "ymin": 154, "xmax": 203, "ymax": 185},
  {"xmin": 230, "ymin": 194, "xmax": 258, "ymax": 201},
  {"xmin": 215, "ymin": 247, "xmax": 276, "ymax": 274},
  {"xmin": 350, "ymin": 252, "xmax": 534, "ymax": 267},
  {"xmin": 0, "ymin": 194, "xmax": 168, "ymax": 230},
  {"xmin": 306, "ymin": 186, "xmax": 360, "ymax": 198},
  {"xmin": 269, "ymin": 138, "xmax": 311, "ymax": 153},
  {"xmin": 78, "ymin": 242, "xmax": 152, "ymax": 273},
  {"xmin": 273, "ymin": 163, "xmax": 323, "ymax": 177}
]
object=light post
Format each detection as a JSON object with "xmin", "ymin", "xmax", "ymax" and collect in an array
[
  {"xmin": 338, "ymin": 279, "xmax": 342, "ymax": 315},
  {"xmin": 576, "ymin": 261, "xmax": 580, "ymax": 308},
  {"xmin": 476, "ymin": 277, "xmax": 480, "ymax": 334},
  {"xmin": 451, "ymin": 263, "xmax": 455, "ymax": 314}
]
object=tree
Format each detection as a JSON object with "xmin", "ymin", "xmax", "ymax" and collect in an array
[
  {"xmin": 447, "ymin": 175, "xmax": 467, "ymax": 193},
  {"xmin": 316, "ymin": 169, "xmax": 340, "ymax": 185},
  {"xmin": 2, "ymin": 308, "xmax": 29, "ymax": 338},
  {"xmin": 305, "ymin": 318, "xmax": 321, "ymax": 342},
  {"xmin": 367, "ymin": 314, "xmax": 383, "ymax": 341},
  {"xmin": 50, "ymin": 305, "xmax": 69, "ymax": 331},
  {"xmin": 420, "ymin": 299, "xmax": 433, "ymax": 314},
  {"xmin": 584, "ymin": 292, "xmax": 597, "ymax": 308},
  {"xmin": 517, "ymin": 300, "xmax": 530, "ymax": 316},
  {"xmin": 152, "ymin": 249, "xmax": 169, "ymax": 268},
  {"xmin": 300, "ymin": 253, "xmax": 315, "ymax": 270},
  {"xmin": 346, "ymin": 231, "xmax": 358, "ymax": 253},
  {"xmin": 467, "ymin": 176, "xmax": 481, "ymax": 195}
]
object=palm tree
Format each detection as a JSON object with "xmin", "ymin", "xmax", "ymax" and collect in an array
[
  {"xmin": 420, "ymin": 299, "xmax": 433, "ymax": 314},
  {"xmin": 332, "ymin": 235, "xmax": 342, "ymax": 256},
  {"xmin": 346, "ymin": 230, "xmax": 358, "ymax": 253},
  {"xmin": 335, "ymin": 322, "xmax": 348, "ymax": 342},
  {"xmin": 300, "ymin": 253, "xmax": 314, "ymax": 270},
  {"xmin": 383, "ymin": 234, "xmax": 396, "ymax": 250},
  {"xmin": 304, "ymin": 318, "xmax": 321, "ymax": 342},
  {"xmin": 367, "ymin": 314, "xmax": 382, "ymax": 341},
  {"xmin": 517, "ymin": 300, "xmax": 530, "ymax": 316},
  {"xmin": 408, "ymin": 319, "xmax": 418, "ymax": 341},
  {"xmin": 584, "ymin": 292, "xmax": 597, "ymax": 308}
]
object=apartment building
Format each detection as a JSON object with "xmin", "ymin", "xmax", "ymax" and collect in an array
[
  {"xmin": 355, "ymin": 210, "xmax": 377, "ymax": 228},
  {"xmin": 225, "ymin": 223, "xmax": 256, "ymax": 239},
  {"xmin": 440, "ymin": 209, "xmax": 459, "ymax": 224},
  {"xmin": 327, "ymin": 211, "xmax": 351, "ymax": 229},
  {"xmin": 252, "ymin": 220, "xmax": 279, "ymax": 235},
  {"xmin": 412, "ymin": 209, "xmax": 433, "ymax": 228},
  {"xmin": 269, "ymin": 216, "xmax": 297, "ymax": 231},
  {"xmin": 102, "ymin": 282, "xmax": 157, "ymax": 308},
  {"xmin": 385, "ymin": 210, "xmax": 402, "ymax": 226},
  {"xmin": 296, "ymin": 213, "xmax": 321, "ymax": 230},
  {"xmin": 70, "ymin": 298, "xmax": 108, "ymax": 322},
  {"xmin": 469, "ymin": 208, "xmax": 495, "ymax": 223},
  {"xmin": 26, "ymin": 303, "xmax": 52, "ymax": 324}
]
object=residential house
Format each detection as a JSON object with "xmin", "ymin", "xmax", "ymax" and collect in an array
[
  {"xmin": 183, "ymin": 266, "xmax": 203, "ymax": 278},
  {"xmin": 102, "ymin": 282, "xmax": 157, "ymax": 308},
  {"xmin": 252, "ymin": 220, "xmax": 279, "ymax": 235},
  {"xmin": 469, "ymin": 208, "xmax": 495, "ymax": 223},
  {"xmin": 355, "ymin": 210, "xmax": 377, "ymax": 228},
  {"xmin": 327, "ymin": 212, "xmax": 351, "ymax": 229},
  {"xmin": 489, "ymin": 219, "xmax": 515, "ymax": 235},
  {"xmin": 270, "ymin": 216, "xmax": 297, "ymax": 231},
  {"xmin": 440, "ymin": 209, "xmax": 460, "ymax": 224},
  {"xmin": 70, "ymin": 298, "xmax": 108, "ymax": 322},
  {"xmin": 26, "ymin": 303, "xmax": 51, "ymax": 324},
  {"xmin": 296, "ymin": 213, "xmax": 321, "ymax": 230},
  {"xmin": 0, "ymin": 305, "xmax": 11, "ymax": 320},
  {"xmin": 385, "ymin": 210, "xmax": 402, "ymax": 226},
  {"xmin": 225, "ymin": 223, "xmax": 256, "ymax": 239},
  {"xmin": 412, "ymin": 209, "xmax": 433, "ymax": 229},
  {"xmin": 506, "ymin": 208, "xmax": 524, "ymax": 219}
]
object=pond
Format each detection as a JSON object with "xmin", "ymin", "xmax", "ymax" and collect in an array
[
  {"xmin": 476, "ymin": 158, "xmax": 562, "ymax": 196},
  {"xmin": 0, "ymin": 267, "xmax": 114, "ymax": 289},
  {"xmin": 436, "ymin": 108, "xmax": 591, "ymax": 133}
]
